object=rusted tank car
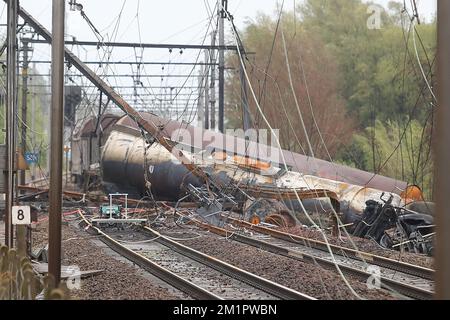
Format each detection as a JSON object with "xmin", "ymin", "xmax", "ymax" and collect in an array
[
  {"xmin": 71, "ymin": 114, "xmax": 120, "ymax": 185},
  {"xmin": 101, "ymin": 130, "xmax": 201, "ymax": 199},
  {"xmin": 110, "ymin": 112, "xmax": 407, "ymax": 195},
  {"xmin": 72, "ymin": 112, "xmax": 409, "ymax": 201}
]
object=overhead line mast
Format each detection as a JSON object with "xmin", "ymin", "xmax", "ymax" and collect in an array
[
  {"xmin": 218, "ymin": 0, "xmax": 227, "ymax": 133},
  {"xmin": 5, "ymin": 0, "xmax": 18, "ymax": 248},
  {"xmin": 48, "ymin": 0, "xmax": 65, "ymax": 287},
  {"xmin": 17, "ymin": 5, "xmax": 214, "ymax": 185}
]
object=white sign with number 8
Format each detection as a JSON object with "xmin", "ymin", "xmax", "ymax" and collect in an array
[{"xmin": 12, "ymin": 206, "xmax": 31, "ymax": 225}]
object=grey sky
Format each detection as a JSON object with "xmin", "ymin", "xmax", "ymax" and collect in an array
[
  {"xmin": 1, "ymin": 1, "xmax": 437, "ymax": 40},
  {"xmin": 0, "ymin": 0, "xmax": 437, "ymax": 123},
  {"xmin": 0, "ymin": 0, "xmax": 436, "ymax": 71}
]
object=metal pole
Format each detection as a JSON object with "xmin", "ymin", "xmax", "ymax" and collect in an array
[
  {"xmin": 5, "ymin": 0, "xmax": 18, "ymax": 248},
  {"xmin": 210, "ymin": 32, "xmax": 216, "ymax": 130},
  {"xmin": 17, "ymin": 36, "xmax": 28, "ymax": 255},
  {"xmin": 31, "ymin": 64, "xmax": 36, "ymax": 181},
  {"xmin": 20, "ymin": 38, "xmax": 30, "ymax": 187},
  {"xmin": 125, "ymin": 194, "xmax": 128, "ymax": 219},
  {"xmin": 204, "ymin": 49, "xmax": 210, "ymax": 130},
  {"xmin": 240, "ymin": 62, "xmax": 251, "ymax": 132},
  {"xmin": 197, "ymin": 69, "xmax": 204, "ymax": 128},
  {"xmin": 110, "ymin": 194, "xmax": 112, "ymax": 219},
  {"xmin": 65, "ymin": 149, "xmax": 68, "ymax": 187},
  {"xmin": 436, "ymin": 0, "xmax": 450, "ymax": 300},
  {"xmin": 218, "ymin": 0, "xmax": 226, "ymax": 133},
  {"xmin": 48, "ymin": 0, "xmax": 65, "ymax": 286}
]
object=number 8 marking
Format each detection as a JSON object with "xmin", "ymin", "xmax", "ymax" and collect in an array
[{"xmin": 17, "ymin": 210, "xmax": 25, "ymax": 221}]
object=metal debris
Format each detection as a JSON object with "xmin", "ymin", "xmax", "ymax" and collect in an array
[{"xmin": 352, "ymin": 194, "xmax": 434, "ymax": 256}]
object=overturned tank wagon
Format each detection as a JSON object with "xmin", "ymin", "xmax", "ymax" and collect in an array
[
  {"xmin": 111, "ymin": 113, "xmax": 408, "ymax": 194},
  {"xmin": 98, "ymin": 114, "xmax": 417, "ymax": 215},
  {"xmin": 99, "ymin": 113, "xmax": 409, "ymax": 200},
  {"xmin": 101, "ymin": 130, "xmax": 202, "ymax": 199},
  {"xmin": 71, "ymin": 113, "xmax": 121, "ymax": 188},
  {"xmin": 80, "ymin": 112, "xmax": 435, "ymax": 254}
]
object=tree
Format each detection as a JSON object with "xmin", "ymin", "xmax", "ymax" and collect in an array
[
  {"xmin": 300, "ymin": 0, "xmax": 436, "ymax": 127},
  {"xmin": 225, "ymin": 12, "xmax": 355, "ymax": 159},
  {"xmin": 338, "ymin": 119, "xmax": 434, "ymax": 199},
  {"xmin": 224, "ymin": 0, "xmax": 436, "ymax": 196},
  {"xmin": 0, "ymin": 65, "xmax": 50, "ymax": 168}
]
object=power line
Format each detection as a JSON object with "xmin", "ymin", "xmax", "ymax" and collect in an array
[
  {"xmin": 28, "ymin": 38, "xmax": 243, "ymax": 51},
  {"xmin": 26, "ymin": 73, "xmax": 222, "ymax": 78},
  {"xmin": 18, "ymin": 60, "xmax": 220, "ymax": 66},
  {"xmin": 26, "ymin": 84, "xmax": 200, "ymax": 89}
]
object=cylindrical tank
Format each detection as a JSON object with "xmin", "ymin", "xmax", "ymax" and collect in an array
[{"xmin": 102, "ymin": 130, "xmax": 201, "ymax": 199}]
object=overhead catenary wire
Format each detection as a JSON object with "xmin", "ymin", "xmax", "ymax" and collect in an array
[
  {"xmin": 221, "ymin": 4, "xmax": 364, "ymax": 300},
  {"xmin": 280, "ymin": 28, "xmax": 315, "ymax": 159},
  {"xmin": 412, "ymin": 20, "xmax": 436, "ymax": 103},
  {"xmin": 4, "ymin": 0, "xmax": 432, "ymax": 298},
  {"xmin": 224, "ymin": 2, "xmax": 415, "ymax": 299}
]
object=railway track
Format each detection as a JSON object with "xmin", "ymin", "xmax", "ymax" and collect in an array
[
  {"xmin": 78, "ymin": 212, "xmax": 218, "ymax": 300},
  {"xmin": 224, "ymin": 216, "xmax": 434, "ymax": 280},
  {"xmin": 77, "ymin": 211, "xmax": 315, "ymax": 300},
  {"xmin": 175, "ymin": 212, "xmax": 434, "ymax": 300}
]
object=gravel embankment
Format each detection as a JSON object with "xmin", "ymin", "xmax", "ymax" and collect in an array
[
  {"xmin": 280, "ymin": 226, "xmax": 434, "ymax": 269},
  {"xmin": 32, "ymin": 215, "xmax": 181, "ymax": 300},
  {"xmin": 181, "ymin": 233, "xmax": 397, "ymax": 300}
]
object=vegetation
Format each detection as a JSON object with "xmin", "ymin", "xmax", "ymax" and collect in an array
[
  {"xmin": 225, "ymin": 0, "xmax": 436, "ymax": 198},
  {"xmin": 0, "ymin": 69, "xmax": 50, "ymax": 169}
]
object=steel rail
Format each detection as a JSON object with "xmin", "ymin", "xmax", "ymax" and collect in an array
[
  {"xmin": 17, "ymin": 185, "xmax": 156, "ymax": 206},
  {"xmin": 224, "ymin": 216, "xmax": 434, "ymax": 281},
  {"xmin": 77, "ymin": 211, "xmax": 221, "ymax": 300},
  {"xmin": 140, "ymin": 226, "xmax": 315, "ymax": 300},
  {"xmin": 176, "ymin": 213, "xmax": 433, "ymax": 300}
]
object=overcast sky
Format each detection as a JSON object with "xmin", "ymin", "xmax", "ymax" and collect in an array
[
  {"xmin": 0, "ymin": 0, "xmax": 436, "ymax": 72},
  {"xmin": 0, "ymin": 0, "xmax": 437, "ymax": 123},
  {"xmin": 0, "ymin": 1, "xmax": 437, "ymax": 41}
]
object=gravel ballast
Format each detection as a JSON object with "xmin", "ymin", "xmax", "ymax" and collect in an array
[
  {"xmin": 280, "ymin": 226, "xmax": 433, "ymax": 269},
  {"xmin": 32, "ymin": 215, "xmax": 181, "ymax": 300},
  {"xmin": 180, "ymin": 232, "xmax": 397, "ymax": 300}
]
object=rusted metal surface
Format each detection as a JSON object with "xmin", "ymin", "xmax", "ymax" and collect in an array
[
  {"xmin": 75, "ymin": 114, "xmax": 119, "ymax": 138},
  {"xmin": 17, "ymin": 185, "xmax": 147, "ymax": 206},
  {"xmin": 102, "ymin": 130, "xmax": 341, "ymax": 206},
  {"xmin": 243, "ymin": 198, "xmax": 296, "ymax": 227},
  {"xmin": 71, "ymin": 114, "xmax": 124, "ymax": 178},
  {"xmin": 240, "ymin": 185, "xmax": 339, "ymax": 203}
]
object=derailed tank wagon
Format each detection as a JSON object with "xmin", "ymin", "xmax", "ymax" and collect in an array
[
  {"xmin": 71, "ymin": 114, "xmax": 120, "ymax": 189},
  {"xmin": 71, "ymin": 112, "xmax": 435, "ymax": 255}
]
